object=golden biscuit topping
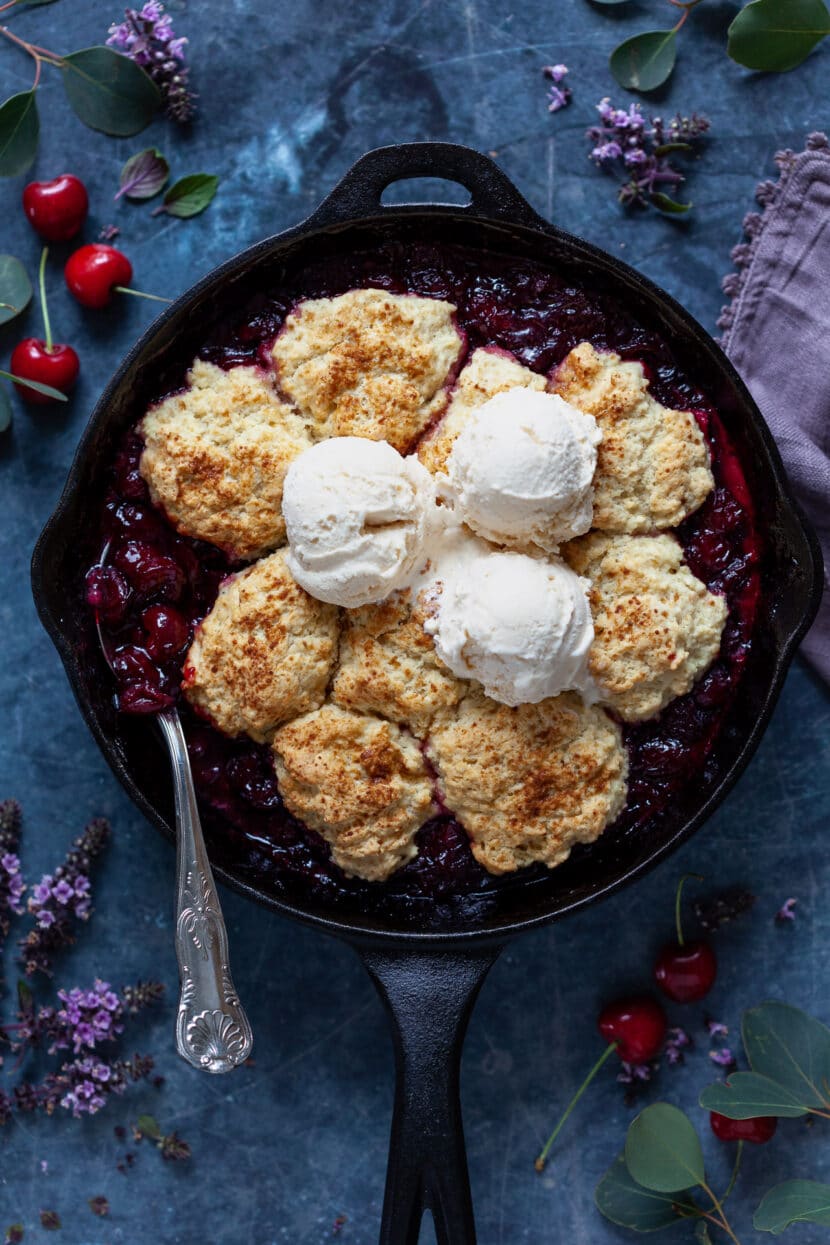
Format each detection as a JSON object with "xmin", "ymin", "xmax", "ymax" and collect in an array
[
  {"xmin": 140, "ymin": 360, "xmax": 310, "ymax": 561},
  {"xmin": 552, "ymin": 342, "xmax": 714, "ymax": 532},
  {"xmin": 563, "ymin": 531, "xmax": 728, "ymax": 721},
  {"xmin": 272, "ymin": 289, "xmax": 463, "ymax": 453},
  {"xmin": 183, "ymin": 549, "xmax": 339, "ymax": 742},
  {"xmin": 272, "ymin": 705, "xmax": 435, "ymax": 881},
  {"xmin": 427, "ymin": 690, "xmax": 628, "ymax": 875}
]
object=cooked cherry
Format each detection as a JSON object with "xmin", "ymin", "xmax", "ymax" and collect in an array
[
  {"xmin": 112, "ymin": 540, "xmax": 184, "ymax": 600},
  {"xmin": 109, "ymin": 645, "xmax": 174, "ymax": 714},
  {"xmin": 84, "ymin": 565, "xmax": 131, "ymax": 624},
  {"xmin": 710, "ymin": 1113, "xmax": 777, "ymax": 1144},
  {"xmin": 141, "ymin": 604, "xmax": 190, "ymax": 658}
]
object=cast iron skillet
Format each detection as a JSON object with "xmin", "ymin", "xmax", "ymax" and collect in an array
[{"xmin": 31, "ymin": 143, "xmax": 822, "ymax": 1244}]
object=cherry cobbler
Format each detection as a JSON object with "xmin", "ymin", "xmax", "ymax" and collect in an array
[{"xmin": 85, "ymin": 242, "xmax": 761, "ymax": 917}]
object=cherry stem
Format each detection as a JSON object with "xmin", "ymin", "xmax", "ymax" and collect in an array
[
  {"xmin": 114, "ymin": 286, "xmax": 173, "ymax": 305},
  {"xmin": 721, "ymin": 1140, "xmax": 743, "ymax": 1204},
  {"xmin": 674, "ymin": 872, "xmax": 704, "ymax": 947},
  {"xmin": 38, "ymin": 246, "xmax": 52, "ymax": 352},
  {"xmin": 534, "ymin": 1041, "xmax": 618, "ymax": 1171}
]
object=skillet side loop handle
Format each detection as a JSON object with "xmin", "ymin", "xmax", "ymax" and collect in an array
[
  {"xmin": 359, "ymin": 943, "xmax": 503, "ymax": 1245},
  {"xmin": 306, "ymin": 142, "xmax": 545, "ymax": 231}
]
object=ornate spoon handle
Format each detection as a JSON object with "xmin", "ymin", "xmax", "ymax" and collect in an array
[{"xmin": 158, "ymin": 710, "xmax": 253, "ymax": 1074}]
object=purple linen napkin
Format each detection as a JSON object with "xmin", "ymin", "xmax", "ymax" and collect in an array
[{"xmin": 719, "ymin": 132, "xmax": 830, "ymax": 682}]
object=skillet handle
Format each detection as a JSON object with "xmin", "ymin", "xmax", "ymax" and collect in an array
[
  {"xmin": 306, "ymin": 142, "xmax": 545, "ymax": 230},
  {"xmin": 359, "ymin": 943, "xmax": 503, "ymax": 1245}
]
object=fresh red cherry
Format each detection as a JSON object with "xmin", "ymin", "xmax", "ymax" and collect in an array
[
  {"xmin": 710, "ymin": 1112, "xmax": 778, "ymax": 1144},
  {"xmin": 9, "ymin": 338, "xmax": 79, "ymax": 404},
  {"xmin": 65, "ymin": 244, "xmax": 133, "ymax": 308},
  {"xmin": 654, "ymin": 940, "xmax": 717, "ymax": 1003},
  {"xmin": 22, "ymin": 174, "xmax": 88, "ymax": 242},
  {"xmin": 535, "ymin": 993, "xmax": 669, "ymax": 1171},
  {"xmin": 598, "ymin": 995, "xmax": 667, "ymax": 1063}
]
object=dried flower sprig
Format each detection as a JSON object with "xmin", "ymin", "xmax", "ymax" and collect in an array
[
  {"xmin": 586, "ymin": 98, "xmax": 710, "ymax": 214},
  {"xmin": 134, "ymin": 1113, "xmax": 192, "ymax": 1160},
  {"xmin": 0, "ymin": 803, "xmax": 164, "ymax": 1128},
  {"xmin": 19, "ymin": 817, "xmax": 109, "ymax": 977},
  {"xmin": 107, "ymin": 2, "xmax": 197, "ymax": 123},
  {"xmin": 0, "ymin": 799, "xmax": 25, "ymax": 942},
  {"xmin": 693, "ymin": 887, "xmax": 756, "ymax": 933},
  {"xmin": 542, "ymin": 64, "xmax": 571, "ymax": 113}
]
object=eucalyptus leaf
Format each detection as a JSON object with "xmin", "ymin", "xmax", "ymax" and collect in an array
[
  {"xmin": 700, "ymin": 1071, "xmax": 809, "ymax": 1118},
  {"xmin": 16, "ymin": 979, "xmax": 32, "ymax": 1011},
  {"xmin": 743, "ymin": 1001, "xmax": 830, "ymax": 1110},
  {"xmin": 116, "ymin": 147, "xmax": 169, "ymax": 200},
  {"xmin": 596, "ymin": 1154, "xmax": 697, "ymax": 1232},
  {"xmin": 0, "ymin": 388, "xmax": 11, "ymax": 434},
  {"xmin": 0, "ymin": 91, "xmax": 39, "ymax": 177},
  {"xmin": 0, "ymin": 256, "xmax": 32, "ymax": 326},
  {"xmin": 61, "ymin": 47, "xmax": 160, "ymax": 137},
  {"xmin": 12, "ymin": 0, "xmax": 61, "ymax": 7},
  {"xmin": 695, "ymin": 1223, "xmax": 713, "ymax": 1244},
  {"xmin": 625, "ymin": 1103, "xmax": 705, "ymax": 1193},
  {"xmin": 754, "ymin": 1181, "xmax": 830, "ymax": 1234},
  {"xmin": 155, "ymin": 173, "xmax": 219, "ymax": 219},
  {"xmin": 610, "ymin": 30, "xmax": 677, "ymax": 91},
  {"xmin": 728, "ymin": 0, "xmax": 830, "ymax": 72},
  {"xmin": 0, "ymin": 368, "xmax": 68, "ymax": 402},
  {"xmin": 650, "ymin": 192, "xmax": 693, "ymax": 214},
  {"xmin": 136, "ymin": 1113, "xmax": 162, "ymax": 1140}
]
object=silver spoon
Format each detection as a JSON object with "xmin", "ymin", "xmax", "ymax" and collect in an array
[{"xmin": 94, "ymin": 551, "xmax": 253, "ymax": 1074}]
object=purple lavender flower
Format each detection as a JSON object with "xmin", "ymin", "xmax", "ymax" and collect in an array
[
  {"xmin": 775, "ymin": 897, "xmax": 798, "ymax": 923},
  {"xmin": 591, "ymin": 141, "xmax": 622, "ymax": 163},
  {"xmin": 51, "ymin": 879, "xmax": 74, "ymax": 906},
  {"xmin": 586, "ymin": 98, "xmax": 710, "ymax": 212},
  {"xmin": 706, "ymin": 1019, "xmax": 729, "ymax": 1038},
  {"xmin": 709, "ymin": 1047, "xmax": 736, "ymax": 1070},
  {"xmin": 0, "ymin": 800, "xmax": 25, "ymax": 935},
  {"xmin": 542, "ymin": 64, "xmax": 572, "ymax": 114},
  {"xmin": 107, "ymin": 3, "xmax": 196, "ymax": 123},
  {"xmin": 21, "ymin": 818, "xmax": 109, "ymax": 977},
  {"xmin": 665, "ymin": 1026, "xmax": 691, "ymax": 1066}
]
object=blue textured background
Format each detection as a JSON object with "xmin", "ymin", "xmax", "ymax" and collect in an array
[{"xmin": 1, "ymin": 2, "xmax": 829, "ymax": 1241}]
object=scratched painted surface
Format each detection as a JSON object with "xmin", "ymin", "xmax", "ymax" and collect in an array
[{"xmin": 0, "ymin": 0, "xmax": 829, "ymax": 1241}]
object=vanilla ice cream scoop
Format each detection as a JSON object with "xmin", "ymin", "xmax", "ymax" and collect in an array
[
  {"xmin": 283, "ymin": 437, "xmax": 435, "ymax": 608},
  {"xmin": 423, "ymin": 542, "xmax": 596, "ymax": 706},
  {"xmin": 441, "ymin": 388, "xmax": 601, "ymax": 551}
]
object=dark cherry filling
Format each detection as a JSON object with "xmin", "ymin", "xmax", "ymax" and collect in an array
[{"xmin": 86, "ymin": 242, "xmax": 761, "ymax": 915}]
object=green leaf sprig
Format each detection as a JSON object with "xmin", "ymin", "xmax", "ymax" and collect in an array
[
  {"xmin": 114, "ymin": 152, "xmax": 219, "ymax": 219},
  {"xmin": 0, "ymin": 5, "xmax": 160, "ymax": 176},
  {"xmin": 596, "ymin": 0, "xmax": 830, "ymax": 92},
  {"xmin": 0, "ymin": 255, "xmax": 32, "ymax": 326},
  {"xmin": 152, "ymin": 173, "xmax": 219, "ymax": 219},
  {"xmin": 596, "ymin": 1103, "xmax": 744, "ymax": 1241},
  {"xmin": 597, "ymin": 1003, "xmax": 830, "ymax": 1239}
]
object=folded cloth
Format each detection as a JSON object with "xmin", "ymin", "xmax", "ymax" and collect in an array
[{"xmin": 719, "ymin": 132, "xmax": 830, "ymax": 683}]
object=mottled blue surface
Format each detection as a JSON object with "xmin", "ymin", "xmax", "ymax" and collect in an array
[{"xmin": 1, "ymin": 1, "xmax": 829, "ymax": 1241}]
